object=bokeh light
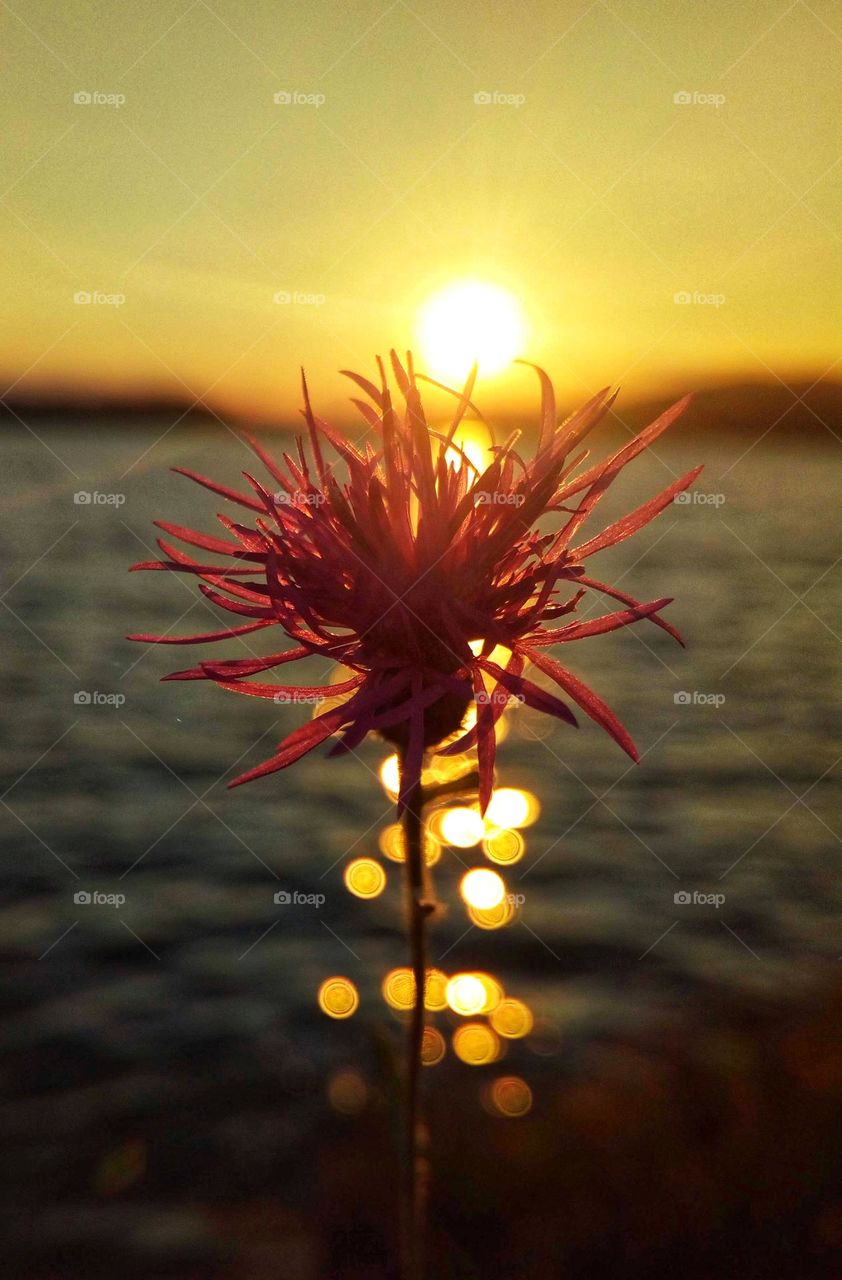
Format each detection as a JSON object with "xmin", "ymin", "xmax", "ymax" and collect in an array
[
  {"xmin": 485, "ymin": 787, "xmax": 540, "ymax": 829},
  {"xmin": 378, "ymin": 822, "xmax": 442, "ymax": 866},
  {"xmin": 475, "ymin": 973, "xmax": 504, "ymax": 1013},
  {"xmin": 482, "ymin": 828, "xmax": 525, "ymax": 865},
  {"xmin": 425, "ymin": 750, "xmax": 476, "ymax": 786},
  {"xmin": 318, "ymin": 977, "xmax": 359, "ymax": 1019},
  {"xmin": 468, "ymin": 898, "xmax": 516, "ymax": 930},
  {"xmin": 485, "ymin": 1075, "xmax": 533, "ymax": 1117},
  {"xmin": 446, "ymin": 973, "xmax": 488, "ymax": 1016},
  {"xmin": 378, "ymin": 823, "xmax": 406, "ymax": 862},
  {"xmin": 490, "ymin": 997, "xmax": 534, "ymax": 1039},
  {"xmin": 382, "ymin": 968, "xmax": 416, "ymax": 1010},
  {"xmin": 424, "ymin": 969, "xmax": 449, "ymax": 1012},
  {"xmin": 452, "ymin": 1022, "xmax": 502, "ymax": 1066},
  {"xmin": 421, "ymin": 1026, "xmax": 446, "ymax": 1066},
  {"xmin": 327, "ymin": 1068, "xmax": 368, "ymax": 1114},
  {"xmin": 439, "ymin": 807, "xmax": 485, "ymax": 848},
  {"xmin": 343, "ymin": 858, "xmax": 387, "ymax": 899},
  {"xmin": 460, "ymin": 867, "xmax": 506, "ymax": 910},
  {"xmin": 379, "ymin": 754, "xmax": 400, "ymax": 801}
]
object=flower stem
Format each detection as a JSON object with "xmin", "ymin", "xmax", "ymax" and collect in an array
[{"xmin": 400, "ymin": 777, "xmax": 430, "ymax": 1280}]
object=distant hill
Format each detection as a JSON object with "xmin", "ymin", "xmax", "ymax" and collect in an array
[
  {"xmin": 0, "ymin": 394, "xmax": 224, "ymax": 426},
  {"xmin": 1, "ymin": 379, "xmax": 839, "ymax": 441},
  {"xmin": 611, "ymin": 379, "xmax": 841, "ymax": 441}
]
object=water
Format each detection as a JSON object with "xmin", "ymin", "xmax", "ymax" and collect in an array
[{"xmin": 1, "ymin": 416, "xmax": 840, "ymax": 1275}]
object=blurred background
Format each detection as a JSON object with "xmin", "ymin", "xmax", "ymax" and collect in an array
[{"xmin": 1, "ymin": 1, "xmax": 840, "ymax": 1277}]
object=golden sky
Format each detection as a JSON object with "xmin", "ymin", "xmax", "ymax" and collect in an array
[{"xmin": 1, "ymin": 0, "xmax": 839, "ymax": 422}]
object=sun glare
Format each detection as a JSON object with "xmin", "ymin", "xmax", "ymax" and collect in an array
[{"xmin": 417, "ymin": 281, "xmax": 525, "ymax": 381}]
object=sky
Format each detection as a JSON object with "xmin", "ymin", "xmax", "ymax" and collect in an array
[{"xmin": 1, "ymin": 0, "xmax": 839, "ymax": 422}]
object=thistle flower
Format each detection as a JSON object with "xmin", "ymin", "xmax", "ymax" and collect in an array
[{"xmin": 130, "ymin": 352, "xmax": 701, "ymax": 811}]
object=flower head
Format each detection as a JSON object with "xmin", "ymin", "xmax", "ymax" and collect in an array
[{"xmin": 130, "ymin": 352, "xmax": 701, "ymax": 811}]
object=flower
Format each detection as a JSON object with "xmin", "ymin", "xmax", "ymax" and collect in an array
[{"xmin": 129, "ymin": 352, "xmax": 701, "ymax": 811}]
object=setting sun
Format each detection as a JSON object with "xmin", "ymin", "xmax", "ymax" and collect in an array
[{"xmin": 417, "ymin": 281, "xmax": 526, "ymax": 382}]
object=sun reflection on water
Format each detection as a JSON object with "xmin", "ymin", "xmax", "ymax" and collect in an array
[{"xmin": 317, "ymin": 692, "xmax": 542, "ymax": 1108}]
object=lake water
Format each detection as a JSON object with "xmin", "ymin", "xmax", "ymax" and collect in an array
[{"xmin": 1, "ymin": 416, "xmax": 840, "ymax": 1275}]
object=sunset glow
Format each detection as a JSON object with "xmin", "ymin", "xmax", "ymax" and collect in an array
[{"xmin": 417, "ymin": 281, "xmax": 526, "ymax": 381}]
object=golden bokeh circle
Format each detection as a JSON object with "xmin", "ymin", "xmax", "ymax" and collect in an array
[
  {"xmin": 382, "ymin": 967, "xmax": 416, "ymax": 1010},
  {"xmin": 424, "ymin": 968, "xmax": 449, "ymax": 1011},
  {"xmin": 460, "ymin": 867, "xmax": 506, "ymax": 909},
  {"xmin": 490, "ymin": 997, "xmax": 534, "ymax": 1039},
  {"xmin": 468, "ymin": 898, "xmax": 515, "ymax": 930},
  {"xmin": 482, "ymin": 828, "xmax": 525, "ymax": 865},
  {"xmin": 485, "ymin": 788, "xmax": 540, "ymax": 829},
  {"xmin": 379, "ymin": 754, "xmax": 400, "ymax": 800},
  {"xmin": 452, "ymin": 1022, "xmax": 501, "ymax": 1066},
  {"xmin": 377, "ymin": 823, "xmax": 440, "ymax": 866},
  {"xmin": 378, "ymin": 823, "xmax": 406, "ymax": 862},
  {"xmin": 438, "ymin": 806, "xmax": 485, "ymax": 848},
  {"xmin": 475, "ymin": 973, "xmax": 504, "ymax": 1013},
  {"xmin": 318, "ymin": 977, "xmax": 359, "ymax": 1019},
  {"xmin": 344, "ymin": 857, "xmax": 387, "ymax": 899},
  {"xmin": 445, "ymin": 973, "xmax": 487, "ymax": 1016}
]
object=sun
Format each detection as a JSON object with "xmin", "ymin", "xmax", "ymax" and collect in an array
[{"xmin": 417, "ymin": 281, "xmax": 525, "ymax": 382}]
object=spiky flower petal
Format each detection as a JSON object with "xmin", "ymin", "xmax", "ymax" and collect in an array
[{"xmin": 130, "ymin": 353, "xmax": 701, "ymax": 811}]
